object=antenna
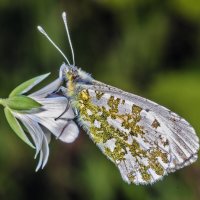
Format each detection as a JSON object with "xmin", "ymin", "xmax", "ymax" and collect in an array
[
  {"xmin": 37, "ymin": 26, "xmax": 71, "ymax": 66},
  {"xmin": 62, "ymin": 12, "xmax": 75, "ymax": 66}
]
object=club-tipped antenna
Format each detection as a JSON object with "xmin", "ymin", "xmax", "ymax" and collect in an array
[
  {"xmin": 37, "ymin": 26, "xmax": 71, "ymax": 66},
  {"xmin": 62, "ymin": 12, "xmax": 75, "ymax": 66}
]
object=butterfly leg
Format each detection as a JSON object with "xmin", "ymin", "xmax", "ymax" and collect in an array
[
  {"xmin": 55, "ymin": 100, "xmax": 71, "ymax": 121},
  {"xmin": 56, "ymin": 120, "xmax": 71, "ymax": 139},
  {"xmin": 58, "ymin": 86, "xmax": 68, "ymax": 97}
]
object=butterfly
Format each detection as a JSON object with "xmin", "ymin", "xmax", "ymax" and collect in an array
[{"xmin": 37, "ymin": 12, "xmax": 199, "ymax": 185}]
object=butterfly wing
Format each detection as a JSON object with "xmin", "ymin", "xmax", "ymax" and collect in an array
[{"xmin": 73, "ymin": 81, "xmax": 199, "ymax": 185}]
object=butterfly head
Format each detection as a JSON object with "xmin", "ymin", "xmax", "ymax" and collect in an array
[
  {"xmin": 59, "ymin": 63, "xmax": 93, "ymax": 95},
  {"xmin": 59, "ymin": 64, "xmax": 78, "ymax": 81}
]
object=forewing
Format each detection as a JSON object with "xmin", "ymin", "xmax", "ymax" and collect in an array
[{"xmin": 74, "ymin": 81, "xmax": 199, "ymax": 185}]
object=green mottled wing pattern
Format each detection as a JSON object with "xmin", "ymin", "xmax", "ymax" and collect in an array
[{"xmin": 72, "ymin": 82, "xmax": 199, "ymax": 185}]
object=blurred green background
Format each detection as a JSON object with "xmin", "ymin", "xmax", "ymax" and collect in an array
[{"xmin": 0, "ymin": 0, "xmax": 200, "ymax": 200}]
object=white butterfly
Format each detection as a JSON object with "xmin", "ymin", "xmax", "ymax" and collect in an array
[{"xmin": 37, "ymin": 12, "xmax": 199, "ymax": 185}]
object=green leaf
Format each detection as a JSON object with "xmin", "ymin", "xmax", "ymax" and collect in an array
[
  {"xmin": 4, "ymin": 107, "xmax": 34, "ymax": 148},
  {"xmin": 9, "ymin": 73, "xmax": 50, "ymax": 97},
  {"xmin": 6, "ymin": 95, "xmax": 42, "ymax": 111}
]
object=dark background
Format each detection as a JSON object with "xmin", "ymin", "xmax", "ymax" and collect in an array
[{"xmin": 0, "ymin": 0, "xmax": 200, "ymax": 200}]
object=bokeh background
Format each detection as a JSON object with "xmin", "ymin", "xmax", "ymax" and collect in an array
[{"xmin": 0, "ymin": 0, "xmax": 200, "ymax": 200}]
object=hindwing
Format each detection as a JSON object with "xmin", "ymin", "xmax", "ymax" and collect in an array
[{"xmin": 72, "ymin": 81, "xmax": 199, "ymax": 184}]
